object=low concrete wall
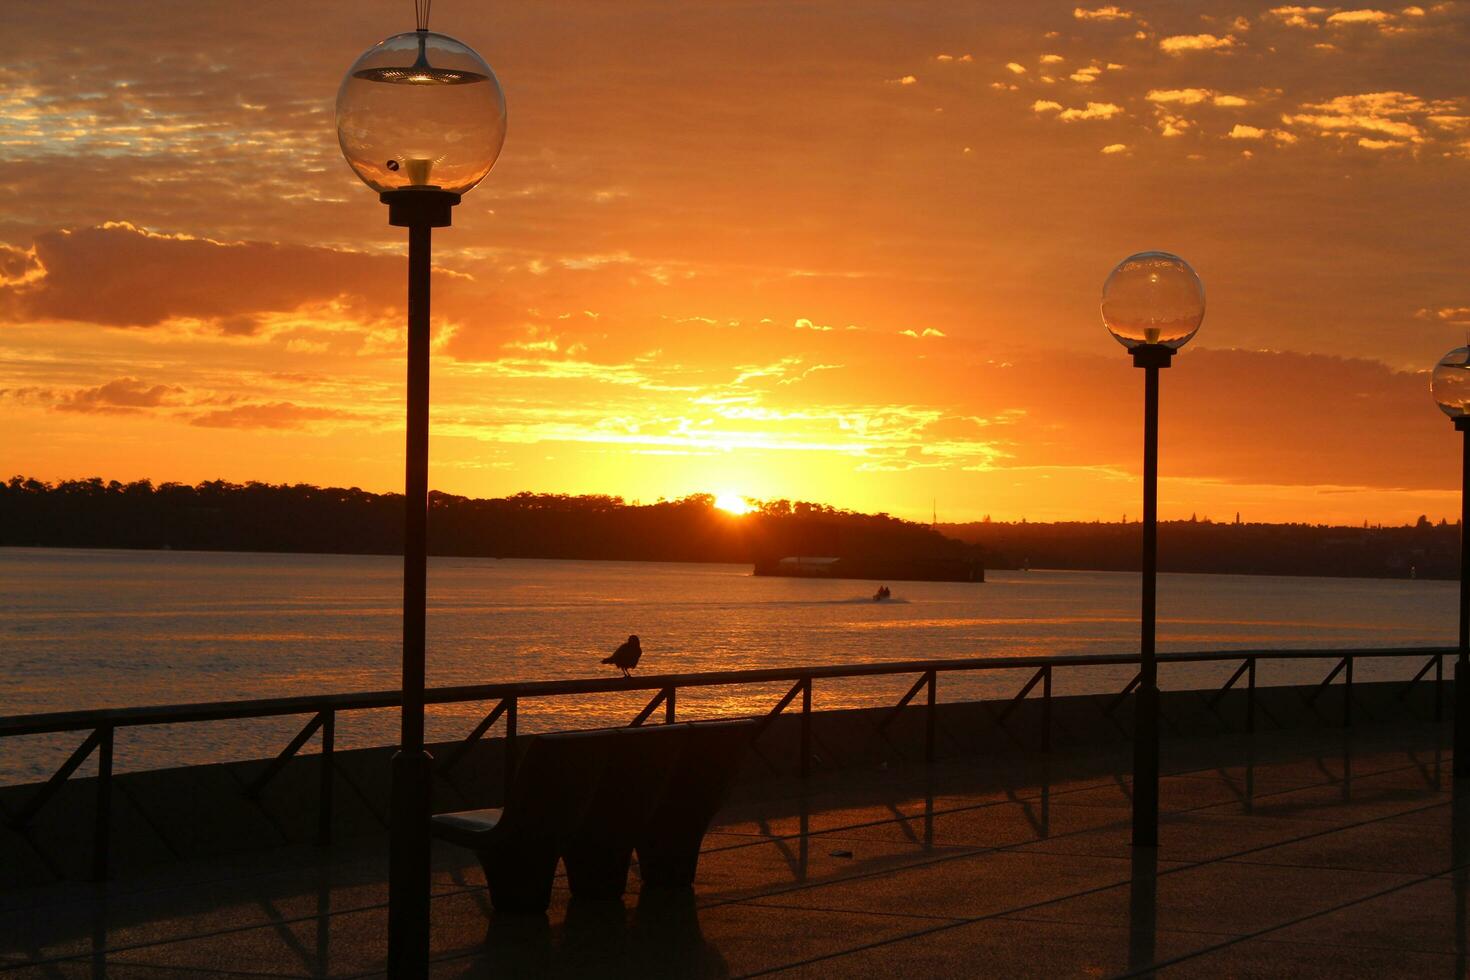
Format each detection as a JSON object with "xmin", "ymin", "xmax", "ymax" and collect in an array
[{"xmin": 0, "ymin": 678, "xmax": 1445, "ymax": 889}]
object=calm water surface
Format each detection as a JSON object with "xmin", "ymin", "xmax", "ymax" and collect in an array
[{"xmin": 0, "ymin": 547, "xmax": 1454, "ymax": 783}]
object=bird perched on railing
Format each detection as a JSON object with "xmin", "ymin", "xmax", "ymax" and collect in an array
[{"xmin": 601, "ymin": 634, "xmax": 642, "ymax": 677}]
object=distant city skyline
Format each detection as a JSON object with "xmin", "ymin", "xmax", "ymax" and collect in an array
[{"xmin": 3, "ymin": 1, "xmax": 1469, "ymax": 524}]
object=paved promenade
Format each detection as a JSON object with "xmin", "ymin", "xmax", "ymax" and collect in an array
[{"xmin": 1, "ymin": 720, "xmax": 1462, "ymax": 977}]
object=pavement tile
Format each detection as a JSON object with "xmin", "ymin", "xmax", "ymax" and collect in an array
[
  {"xmin": 1225, "ymin": 814, "xmax": 1458, "ymax": 876},
  {"xmin": 760, "ymin": 915, "xmax": 1231, "ymax": 980},
  {"xmin": 1014, "ymin": 860, "xmax": 1419, "ymax": 937},
  {"xmin": 1262, "ymin": 876, "xmax": 1470, "ymax": 956},
  {"xmin": 810, "ymin": 800, "xmax": 1124, "ymax": 850},
  {"xmin": 1156, "ymin": 935, "xmax": 1458, "ymax": 978},
  {"xmin": 1011, "ymin": 808, "xmax": 1326, "ymax": 864},
  {"xmin": 742, "ymin": 849, "xmax": 1186, "ymax": 920}
]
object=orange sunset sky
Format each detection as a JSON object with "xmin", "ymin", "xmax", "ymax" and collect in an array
[{"xmin": 3, "ymin": 1, "xmax": 1470, "ymax": 524}]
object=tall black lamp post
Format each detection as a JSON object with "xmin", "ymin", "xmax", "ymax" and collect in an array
[
  {"xmin": 1102, "ymin": 251, "xmax": 1205, "ymax": 847},
  {"xmin": 1432, "ymin": 347, "xmax": 1470, "ymax": 777},
  {"xmin": 336, "ymin": 10, "xmax": 506, "ymax": 977}
]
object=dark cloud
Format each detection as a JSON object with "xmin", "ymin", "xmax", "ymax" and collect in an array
[
  {"xmin": 0, "ymin": 222, "xmax": 406, "ymax": 330},
  {"xmin": 2, "ymin": 377, "xmax": 183, "ymax": 414},
  {"xmin": 58, "ymin": 377, "xmax": 183, "ymax": 413},
  {"xmin": 189, "ymin": 402, "xmax": 362, "ymax": 429}
]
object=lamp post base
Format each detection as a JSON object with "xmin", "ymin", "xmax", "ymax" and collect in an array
[
  {"xmin": 1131, "ymin": 682, "xmax": 1160, "ymax": 846},
  {"xmin": 388, "ymin": 749, "xmax": 434, "ymax": 977}
]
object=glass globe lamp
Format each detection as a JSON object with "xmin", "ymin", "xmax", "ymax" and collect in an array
[
  {"xmin": 1432, "ymin": 347, "xmax": 1470, "ymax": 419},
  {"xmin": 1101, "ymin": 251, "xmax": 1205, "ymax": 350},
  {"xmin": 336, "ymin": 31, "xmax": 507, "ymax": 195}
]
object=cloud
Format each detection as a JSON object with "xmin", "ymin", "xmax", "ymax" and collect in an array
[
  {"xmin": 0, "ymin": 222, "xmax": 404, "ymax": 332},
  {"xmin": 1101, "ymin": 143, "xmax": 1129, "ymax": 153},
  {"xmin": 59, "ymin": 378, "xmax": 182, "ymax": 413},
  {"xmin": 190, "ymin": 402, "xmax": 361, "ymax": 430},
  {"xmin": 1267, "ymin": 5, "xmax": 1329, "ymax": 27},
  {"xmin": 1058, "ymin": 102, "xmax": 1125, "ymax": 121},
  {"xmin": 2, "ymin": 377, "xmax": 185, "ymax": 415},
  {"xmin": 1282, "ymin": 91, "xmax": 1449, "ymax": 144},
  {"xmin": 1327, "ymin": 9, "xmax": 1395, "ymax": 24},
  {"xmin": 1418, "ymin": 306, "xmax": 1470, "ymax": 324},
  {"xmin": 0, "ymin": 244, "xmax": 45, "ymax": 288},
  {"xmin": 1147, "ymin": 88, "xmax": 1214, "ymax": 105},
  {"xmin": 887, "ymin": 75, "xmax": 919, "ymax": 86},
  {"xmin": 1073, "ymin": 6, "xmax": 1133, "ymax": 20},
  {"xmin": 1159, "ymin": 34, "xmax": 1238, "ymax": 53},
  {"xmin": 1006, "ymin": 62, "xmax": 1027, "ymax": 74},
  {"xmin": 1030, "ymin": 98, "xmax": 1123, "ymax": 122}
]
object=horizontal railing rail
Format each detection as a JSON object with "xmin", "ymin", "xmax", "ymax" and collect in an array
[
  {"xmin": 0, "ymin": 644, "xmax": 1455, "ymax": 882},
  {"xmin": 0, "ymin": 646, "xmax": 1453, "ymax": 738}
]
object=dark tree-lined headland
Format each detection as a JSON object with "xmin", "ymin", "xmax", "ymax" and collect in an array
[
  {"xmin": 943, "ymin": 517, "xmax": 1459, "ymax": 581},
  {"xmin": 1, "ymin": 477, "xmax": 1458, "ymax": 579},
  {"xmin": 0, "ymin": 477, "xmax": 974, "ymax": 567}
]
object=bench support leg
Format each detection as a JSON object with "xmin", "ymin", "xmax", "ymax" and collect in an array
[{"xmin": 479, "ymin": 844, "xmax": 559, "ymax": 915}]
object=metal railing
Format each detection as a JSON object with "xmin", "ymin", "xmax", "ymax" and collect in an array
[{"xmin": 0, "ymin": 645, "xmax": 1453, "ymax": 881}]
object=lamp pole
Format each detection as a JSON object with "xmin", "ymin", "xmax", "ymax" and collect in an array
[
  {"xmin": 1429, "ymin": 348, "xmax": 1470, "ymax": 778},
  {"xmin": 1101, "ymin": 250, "xmax": 1205, "ymax": 851},
  {"xmin": 1458, "ymin": 417, "xmax": 1470, "ymax": 776},
  {"xmin": 1132, "ymin": 343, "xmax": 1171, "ymax": 846},
  {"xmin": 336, "ymin": 19, "xmax": 506, "ymax": 975},
  {"xmin": 385, "ymin": 189, "xmax": 458, "ymax": 978}
]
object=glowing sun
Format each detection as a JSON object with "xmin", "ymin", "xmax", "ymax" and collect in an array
[{"xmin": 714, "ymin": 492, "xmax": 754, "ymax": 516}]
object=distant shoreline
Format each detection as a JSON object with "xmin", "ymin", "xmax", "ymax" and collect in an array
[{"xmin": 1, "ymin": 542, "xmax": 1451, "ymax": 584}]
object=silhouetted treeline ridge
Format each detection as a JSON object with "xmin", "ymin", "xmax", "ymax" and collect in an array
[
  {"xmin": 942, "ymin": 516, "xmax": 1459, "ymax": 580},
  {"xmin": 0, "ymin": 477, "xmax": 977, "ymax": 566}
]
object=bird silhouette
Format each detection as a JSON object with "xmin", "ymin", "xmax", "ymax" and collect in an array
[{"xmin": 601, "ymin": 634, "xmax": 642, "ymax": 677}]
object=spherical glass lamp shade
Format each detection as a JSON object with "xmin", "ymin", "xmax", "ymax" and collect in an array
[
  {"xmin": 1101, "ymin": 251, "xmax": 1205, "ymax": 351},
  {"xmin": 1431, "ymin": 347, "xmax": 1470, "ymax": 418},
  {"xmin": 336, "ymin": 31, "xmax": 506, "ymax": 195}
]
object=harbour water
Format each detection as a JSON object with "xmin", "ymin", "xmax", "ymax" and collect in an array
[{"xmin": 0, "ymin": 547, "xmax": 1455, "ymax": 783}]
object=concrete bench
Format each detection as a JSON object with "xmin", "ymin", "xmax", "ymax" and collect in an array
[
  {"xmin": 430, "ymin": 729, "xmax": 613, "ymax": 914},
  {"xmin": 431, "ymin": 719, "xmax": 755, "ymax": 913},
  {"xmin": 635, "ymin": 720, "xmax": 756, "ymax": 887}
]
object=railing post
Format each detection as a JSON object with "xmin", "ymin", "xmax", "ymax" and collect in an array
[
  {"xmin": 1439, "ymin": 655, "xmax": 1446, "ymax": 723},
  {"xmin": 318, "ymin": 710, "xmax": 335, "ymax": 846},
  {"xmin": 1041, "ymin": 665, "xmax": 1052, "ymax": 754},
  {"xmin": 1344, "ymin": 656, "xmax": 1353, "ymax": 728},
  {"xmin": 800, "ymin": 678, "xmax": 812, "ymax": 778},
  {"xmin": 1247, "ymin": 658, "xmax": 1256, "ymax": 735},
  {"xmin": 925, "ymin": 670, "xmax": 937, "ymax": 763},
  {"xmin": 92, "ymin": 725, "xmax": 113, "ymax": 882},
  {"xmin": 503, "ymin": 697, "xmax": 518, "ymax": 802},
  {"xmin": 666, "ymin": 687, "xmax": 676, "ymax": 724}
]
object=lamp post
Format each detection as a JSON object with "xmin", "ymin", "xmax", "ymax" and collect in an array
[
  {"xmin": 1102, "ymin": 251, "xmax": 1205, "ymax": 847},
  {"xmin": 1431, "ymin": 347, "xmax": 1470, "ymax": 777},
  {"xmin": 336, "ymin": 12, "xmax": 506, "ymax": 977}
]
